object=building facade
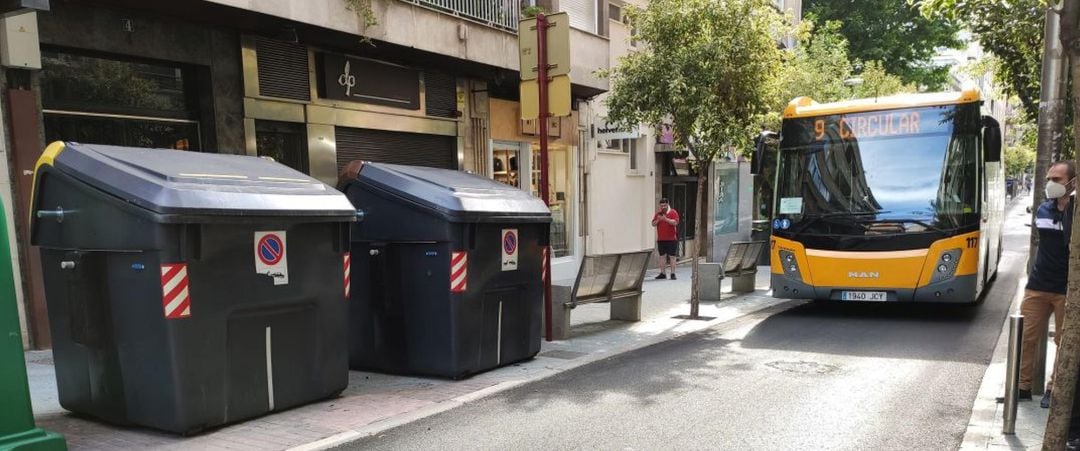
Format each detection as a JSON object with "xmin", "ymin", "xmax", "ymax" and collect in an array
[
  {"xmin": 1, "ymin": 0, "xmax": 803, "ymax": 347},
  {"xmin": 1, "ymin": 0, "xmax": 621, "ymax": 348}
]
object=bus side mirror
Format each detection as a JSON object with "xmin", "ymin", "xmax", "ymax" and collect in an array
[
  {"xmin": 982, "ymin": 116, "xmax": 1002, "ymax": 163},
  {"xmin": 751, "ymin": 131, "xmax": 777, "ymax": 175}
]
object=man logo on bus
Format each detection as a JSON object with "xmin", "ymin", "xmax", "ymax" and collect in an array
[{"xmin": 848, "ymin": 271, "xmax": 880, "ymax": 279}]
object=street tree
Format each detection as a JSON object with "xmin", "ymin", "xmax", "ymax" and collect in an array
[
  {"xmin": 804, "ymin": 0, "xmax": 962, "ymax": 89},
  {"xmin": 774, "ymin": 20, "xmax": 853, "ymax": 109},
  {"xmin": 917, "ymin": 0, "xmax": 1045, "ymax": 117},
  {"xmin": 766, "ymin": 19, "xmax": 912, "ymax": 128},
  {"xmin": 1004, "ymin": 145, "xmax": 1036, "ymax": 178},
  {"xmin": 603, "ymin": 0, "xmax": 784, "ymax": 319},
  {"xmin": 1044, "ymin": 3, "xmax": 1080, "ymax": 448}
]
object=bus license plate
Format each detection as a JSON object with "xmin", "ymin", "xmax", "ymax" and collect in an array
[{"xmin": 841, "ymin": 291, "xmax": 887, "ymax": 302}]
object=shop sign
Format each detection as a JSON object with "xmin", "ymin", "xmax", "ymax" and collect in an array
[
  {"xmin": 594, "ymin": 120, "xmax": 639, "ymax": 140},
  {"xmin": 317, "ymin": 52, "xmax": 420, "ymax": 110}
]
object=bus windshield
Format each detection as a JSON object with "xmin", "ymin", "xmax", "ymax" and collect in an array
[{"xmin": 775, "ymin": 103, "xmax": 982, "ymax": 236}]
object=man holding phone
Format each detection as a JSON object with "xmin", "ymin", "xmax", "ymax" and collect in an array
[{"xmin": 652, "ymin": 198, "xmax": 680, "ymax": 280}]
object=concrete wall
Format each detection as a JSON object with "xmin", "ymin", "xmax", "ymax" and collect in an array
[
  {"xmin": 205, "ymin": 0, "xmax": 609, "ymax": 92},
  {"xmin": 569, "ymin": 28, "xmax": 609, "ymax": 91},
  {"xmin": 579, "ymin": 5, "xmax": 654, "ymax": 257},
  {"xmin": 586, "ymin": 150, "xmax": 653, "ymax": 253},
  {"xmin": 37, "ymin": 4, "xmax": 246, "ymax": 152}
]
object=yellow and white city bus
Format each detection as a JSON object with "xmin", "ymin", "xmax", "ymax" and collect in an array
[{"xmin": 755, "ymin": 90, "xmax": 1005, "ymax": 304}]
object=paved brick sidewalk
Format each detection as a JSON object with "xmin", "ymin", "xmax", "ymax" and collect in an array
[
  {"xmin": 28, "ymin": 265, "xmax": 787, "ymax": 450},
  {"xmin": 962, "ymin": 193, "xmax": 1054, "ymax": 450},
  {"xmin": 961, "ymin": 273, "xmax": 1054, "ymax": 451}
]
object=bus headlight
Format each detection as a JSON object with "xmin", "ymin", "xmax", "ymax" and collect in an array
[
  {"xmin": 779, "ymin": 249, "xmax": 801, "ymax": 280},
  {"xmin": 932, "ymin": 248, "xmax": 961, "ymax": 283}
]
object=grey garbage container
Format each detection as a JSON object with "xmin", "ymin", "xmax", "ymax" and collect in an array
[
  {"xmin": 30, "ymin": 142, "xmax": 355, "ymax": 434},
  {"xmin": 341, "ymin": 162, "xmax": 551, "ymax": 379}
]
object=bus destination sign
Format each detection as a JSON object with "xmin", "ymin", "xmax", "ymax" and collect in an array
[{"xmin": 809, "ymin": 108, "xmax": 953, "ymax": 142}]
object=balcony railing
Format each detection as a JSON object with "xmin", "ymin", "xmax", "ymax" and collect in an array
[{"xmin": 401, "ymin": 0, "xmax": 521, "ymax": 33}]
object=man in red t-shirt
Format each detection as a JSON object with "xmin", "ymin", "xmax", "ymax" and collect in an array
[{"xmin": 651, "ymin": 198, "xmax": 680, "ymax": 279}]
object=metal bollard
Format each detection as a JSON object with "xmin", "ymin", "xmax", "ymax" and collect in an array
[
  {"xmin": 1032, "ymin": 323, "xmax": 1047, "ymax": 396},
  {"xmin": 1004, "ymin": 314, "xmax": 1024, "ymax": 435}
]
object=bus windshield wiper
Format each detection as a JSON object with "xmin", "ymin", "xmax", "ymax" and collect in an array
[{"xmin": 789, "ymin": 210, "xmax": 890, "ymax": 234}]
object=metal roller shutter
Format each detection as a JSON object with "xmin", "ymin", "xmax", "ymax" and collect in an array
[
  {"xmin": 425, "ymin": 72, "xmax": 457, "ymax": 118},
  {"xmin": 256, "ymin": 37, "xmax": 311, "ymax": 101},
  {"xmin": 335, "ymin": 127, "xmax": 457, "ymax": 171}
]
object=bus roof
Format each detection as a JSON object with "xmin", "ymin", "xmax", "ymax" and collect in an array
[{"xmin": 783, "ymin": 89, "xmax": 982, "ymax": 119}]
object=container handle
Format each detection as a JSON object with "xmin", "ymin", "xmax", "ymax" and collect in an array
[{"xmin": 36, "ymin": 206, "xmax": 65, "ymax": 223}]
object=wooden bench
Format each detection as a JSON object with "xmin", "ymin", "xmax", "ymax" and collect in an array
[{"xmin": 550, "ymin": 250, "xmax": 652, "ymax": 340}]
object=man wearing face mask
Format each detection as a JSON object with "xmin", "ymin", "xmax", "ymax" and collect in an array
[{"xmin": 1020, "ymin": 160, "xmax": 1075, "ymax": 407}]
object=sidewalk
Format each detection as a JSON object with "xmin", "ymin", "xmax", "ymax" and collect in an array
[
  {"xmin": 962, "ymin": 272, "xmax": 1055, "ymax": 451},
  {"xmin": 963, "ymin": 193, "xmax": 1053, "ymax": 450},
  {"xmin": 27, "ymin": 265, "xmax": 789, "ymax": 450}
]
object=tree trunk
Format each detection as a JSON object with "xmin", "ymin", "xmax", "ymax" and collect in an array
[
  {"xmin": 1044, "ymin": 2, "xmax": 1080, "ymax": 449},
  {"xmin": 1031, "ymin": 4, "xmax": 1070, "ymax": 271},
  {"xmin": 689, "ymin": 163, "xmax": 709, "ymax": 319}
]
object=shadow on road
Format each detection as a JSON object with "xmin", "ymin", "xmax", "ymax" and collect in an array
[
  {"xmin": 738, "ymin": 278, "xmax": 1015, "ymax": 364},
  {"xmin": 498, "ymin": 331, "xmax": 743, "ymax": 412}
]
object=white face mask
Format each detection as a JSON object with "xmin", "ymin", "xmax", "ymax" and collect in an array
[{"xmin": 1046, "ymin": 180, "xmax": 1072, "ymax": 199}]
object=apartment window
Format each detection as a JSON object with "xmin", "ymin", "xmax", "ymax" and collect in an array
[
  {"xmin": 564, "ymin": 0, "xmax": 598, "ymax": 33},
  {"xmin": 601, "ymin": 137, "xmax": 641, "ymax": 171},
  {"xmin": 608, "ymin": 3, "xmax": 621, "ymax": 22}
]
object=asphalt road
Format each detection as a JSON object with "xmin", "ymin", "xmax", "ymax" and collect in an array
[{"xmin": 341, "ymin": 198, "xmax": 1031, "ymax": 450}]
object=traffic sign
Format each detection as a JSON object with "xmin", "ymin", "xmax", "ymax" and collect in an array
[
  {"xmin": 254, "ymin": 231, "xmax": 289, "ymax": 285},
  {"xmin": 518, "ymin": 12, "xmax": 570, "ymax": 81},
  {"xmin": 501, "ymin": 229, "xmax": 519, "ymax": 271},
  {"xmin": 519, "ymin": 74, "xmax": 571, "ymax": 119}
]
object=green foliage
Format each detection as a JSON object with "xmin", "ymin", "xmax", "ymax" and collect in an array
[
  {"xmin": 344, "ymin": 0, "xmax": 379, "ymax": 30},
  {"xmin": 1005, "ymin": 144, "xmax": 1036, "ymax": 178},
  {"xmin": 773, "ymin": 21, "xmax": 853, "ymax": 108},
  {"xmin": 852, "ymin": 60, "xmax": 917, "ymax": 98},
  {"xmin": 522, "ymin": 5, "xmax": 545, "ymax": 18},
  {"xmin": 916, "ymin": 0, "xmax": 1044, "ymax": 117},
  {"xmin": 917, "ymin": 0, "xmax": 1074, "ymax": 157},
  {"xmin": 804, "ymin": 0, "xmax": 962, "ymax": 89},
  {"xmin": 602, "ymin": 0, "xmax": 785, "ymax": 168},
  {"xmin": 766, "ymin": 20, "xmax": 914, "ymax": 129}
]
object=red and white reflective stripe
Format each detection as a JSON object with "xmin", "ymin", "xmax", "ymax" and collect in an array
[
  {"xmin": 161, "ymin": 263, "xmax": 191, "ymax": 320},
  {"xmin": 343, "ymin": 252, "xmax": 351, "ymax": 299},
  {"xmin": 541, "ymin": 246, "xmax": 549, "ymax": 283},
  {"xmin": 450, "ymin": 251, "xmax": 468, "ymax": 293}
]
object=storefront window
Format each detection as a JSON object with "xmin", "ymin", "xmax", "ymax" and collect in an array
[
  {"xmin": 41, "ymin": 50, "xmax": 193, "ymax": 119},
  {"xmin": 493, "ymin": 142, "xmax": 522, "ymax": 188},
  {"xmin": 533, "ymin": 144, "xmax": 573, "ymax": 258},
  {"xmin": 44, "ymin": 114, "xmax": 200, "ymax": 151},
  {"xmin": 255, "ymin": 120, "xmax": 308, "ymax": 173},
  {"xmin": 41, "ymin": 49, "xmax": 202, "ymax": 151},
  {"xmin": 714, "ymin": 164, "xmax": 740, "ymax": 235}
]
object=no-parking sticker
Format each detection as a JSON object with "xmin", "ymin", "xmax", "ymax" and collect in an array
[
  {"xmin": 501, "ymin": 229, "xmax": 518, "ymax": 271},
  {"xmin": 255, "ymin": 231, "xmax": 289, "ymax": 285}
]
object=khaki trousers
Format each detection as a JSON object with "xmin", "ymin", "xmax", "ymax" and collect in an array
[{"xmin": 1019, "ymin": 289, "xmax": 1066, "ymax": 391}]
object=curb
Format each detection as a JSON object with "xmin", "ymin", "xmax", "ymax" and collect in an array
[{"xmin": 960, "ymin": 273, "xmax": 1026, "ymax": 450}]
